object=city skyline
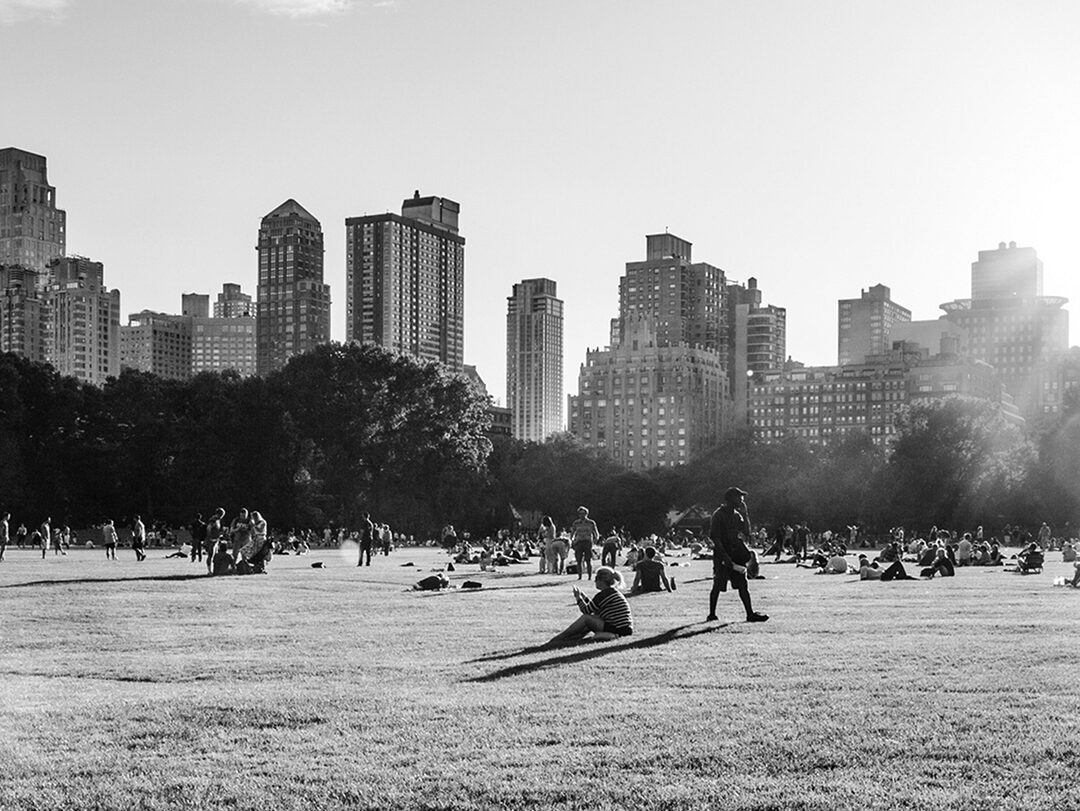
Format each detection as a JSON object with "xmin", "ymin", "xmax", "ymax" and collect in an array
[{"xmin": 3, "ymin": 1, "xmax": 1080, "ymax": 405}]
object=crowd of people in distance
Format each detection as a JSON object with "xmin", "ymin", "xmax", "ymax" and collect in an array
[{"xmin": 5, "ymin": 494, "xmax": 1080, "ymax": 648}]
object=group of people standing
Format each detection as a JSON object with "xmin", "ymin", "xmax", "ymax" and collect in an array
[{"xmin": 189, "ymin": 508, "xmax": 271, "ymax": 575}]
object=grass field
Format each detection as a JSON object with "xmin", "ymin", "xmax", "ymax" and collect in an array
[{"xmin": 1, "ymin": 543, "xmax": 1078, "ymax": 810}]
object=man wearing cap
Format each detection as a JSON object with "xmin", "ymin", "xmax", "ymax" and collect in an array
[{"xmin": 707, "ymin": 486, "xmax": 768, "ymax": 623}]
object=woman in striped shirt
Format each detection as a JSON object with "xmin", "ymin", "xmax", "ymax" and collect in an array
[{"xmin": 548, "ymin": 566, "xmax": 633, "ymax": 644}]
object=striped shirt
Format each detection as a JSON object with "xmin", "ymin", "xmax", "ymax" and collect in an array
[{"xmin": 587, "ymin": 587, "xmax": 632, "ymax": 633}]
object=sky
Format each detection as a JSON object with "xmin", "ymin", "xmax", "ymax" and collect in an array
[{"xmin": 3, "ymin": 0, "xmax": 1080, "ymax": 407}]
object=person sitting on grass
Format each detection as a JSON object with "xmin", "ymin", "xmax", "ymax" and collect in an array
[
  {"xmin": 1014, "ymin": 542, "xmax": 1044, "ymax": 573},
  {"xmin": 548, "ymin": 566, "xmax": 632, "ymax": 645},
  {"xmin": 631, "ymin": 546, "xmax": 673, "ymax": 593},
  {"xmin": 916, "ymin": 542, "xmax": 938, "ymax": 568},
  {"xmin": 210, "ymin": 536, "xmax": 235, "ymax": 576},
  {"xmin": 920, "ymin": 547, "xmax": 955, "ymax": 578},
  {"xmin": 809, "ymin": 548, "xmax": 851, "ymax": 574},
  {"xmin": 875, "ymin": 542, "xmax": 900, "ymax": 564},
  {"xmin": 1064, "ymin": 561, "xmax": 1080, "ymax": 588}
]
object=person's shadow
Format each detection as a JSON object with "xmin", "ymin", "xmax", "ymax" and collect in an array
[{"xmin": 466, "ymin": 622, "xmax": 731, "ymax": 682}]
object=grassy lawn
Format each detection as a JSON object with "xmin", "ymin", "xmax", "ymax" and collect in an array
[{"xmin": 1, "ymin": 544, "xmax": 1078, "ymax": 810}]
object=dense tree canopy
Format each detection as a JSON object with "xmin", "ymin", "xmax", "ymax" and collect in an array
[{"xmin": 0, "ymin": 346, "xmax": 491, "ymax": 535}]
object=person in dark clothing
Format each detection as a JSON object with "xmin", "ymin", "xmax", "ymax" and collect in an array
[
  {"xmin": 205, "ymin": 508, "xmax": 225, "ymax": 574},
  {"xmin": 358, "ymin": 512, "xmax": 374, "ymax": 567},
  {"xmin": 601, "ymin": 532, "xmax": 620, "ymax": 569},
  {"xmin": 794, "ymin": 522, "xmax": 810, "ymax": 561},
  {"xmin": 631, "ymin": 546, "xmax": 673, "ymax": 593},
  {"xmin": 707, "ymin": 487, "xmax": 768, "ymax": 623},
  {"xmin": 190, "ymin": 513, "xmax": 208, "ymax": 564},
  {"xmin": 921, "ymin": 548, "xmax": 955, "ymax": 578}
]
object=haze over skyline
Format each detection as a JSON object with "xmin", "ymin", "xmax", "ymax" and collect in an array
[{"xmin": 4, "ymin": 0, "xmax": 1079, "ymax": 407}]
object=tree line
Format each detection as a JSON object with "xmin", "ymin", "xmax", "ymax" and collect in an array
[{"xmin": 1, "ymin": 345, "xmax": 1076, "ymax": 539}]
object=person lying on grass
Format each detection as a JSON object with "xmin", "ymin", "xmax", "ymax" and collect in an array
[
  {"xmin": 548, "ymin": 566, "xmax": 633, "ymax": 645},
  {"xmin": 857, "ymin": 554, "xmax": 914, "ymax": 581}
]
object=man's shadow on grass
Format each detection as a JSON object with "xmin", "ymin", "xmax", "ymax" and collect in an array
[{"xmin": 466, "ymin": 622, "xmax": 730, "ymax": 682}]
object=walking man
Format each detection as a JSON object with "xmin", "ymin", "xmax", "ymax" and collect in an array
[{"xmin": 707, "ymin": 486, "xmax": 768, "ymax": 624}]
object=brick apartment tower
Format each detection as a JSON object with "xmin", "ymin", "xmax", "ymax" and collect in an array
[
  {"xmin": 256, "ymin": 200, "xmax": 330, "ymax": 376},
  {"xmin": 569, "ymin": 233, "xmax": 730, "ymax": 470},
  {"xmin": 0, "ymin": 147, "xmax": 66, "ymax": 278}
]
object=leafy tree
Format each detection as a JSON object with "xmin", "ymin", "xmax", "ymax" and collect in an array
[{"xmin": 275, "ymin": 343, "xmax": 492, "ymax": 533}]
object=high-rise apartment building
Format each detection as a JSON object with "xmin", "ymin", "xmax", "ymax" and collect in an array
[
  {"xmin": 569, "ymin": 233, "xmax": 731, "ymax": 470},
  {"xmin": 0, "ymin": 264, "xmax": 48, "ymax": 362},
  {"xmin": 941, "ymin": 242, "xmax": 1068, "ymax": 417},
  {"xmin": 506, "ymin": 278, "xmax": 564, "ymax": 441},
  {"xmin": 120, "ymin": 310, "xmax": 193, "ymax": 381},
  {"xmin": 256, "ymin": 200, "xmax": 330, "ymax": 376},
  {"xmin": 838, "ymin": 284, "xmax": 911, "ymax": 365},
  {"xmin": 215, "ymin": 282, "xmax": 253, "ymax": 318},
  {"xmin": 616, "ymin": 233, "xmax": 725, "ymax": 351},
  {"xmin": 195, "ymin": 284, "xmax": 256, "ymax": 377},
  {"xmin": 45, "ymin": 256, "xmax": 120, "ymax": 385},
  {"xmin": 345, "ymin": 192, "xmax": 465, "ymax": 370},
  {"xmin": 0, "ymin": 148, "xmax": 66, "ymax": 278}
]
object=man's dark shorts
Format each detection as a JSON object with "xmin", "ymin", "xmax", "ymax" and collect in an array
[
  {"xmin": 713, "ymin": 557, "xmax": 748, "ymax": 592},
  {"xmin": 601, "ymin": 621, "xmax": 632, "ymax": 636}
]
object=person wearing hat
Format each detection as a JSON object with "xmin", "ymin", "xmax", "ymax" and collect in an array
[{"xmin": 707, "ymin": 487, "xmax": 768, "ymax": 623}]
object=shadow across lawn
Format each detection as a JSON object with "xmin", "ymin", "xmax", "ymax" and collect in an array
[
  {"xmin": 466, "ymin": 623, "xmax": 731, "ymax": 682},
  {"xmin": 0, "ymin": 573, "xmax": 214, "ymax": 588}
]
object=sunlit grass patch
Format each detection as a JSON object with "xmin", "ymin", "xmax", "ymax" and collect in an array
[{"xmin": 1, "ymin": 547, "xmax": 1079, "ymax": 809}]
